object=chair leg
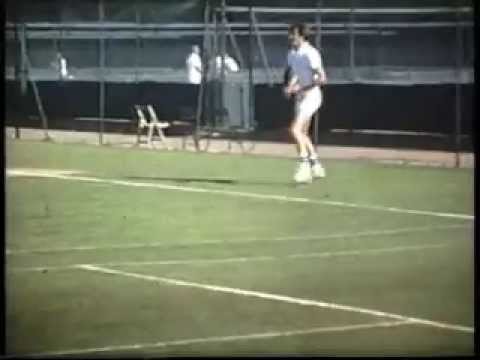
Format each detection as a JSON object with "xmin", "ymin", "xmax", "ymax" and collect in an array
[
  {"xmin": 157, "ymin": 126, "xmax": 171, "ymax": 150},
  {"xmin": 156, "ymin": 126, "xmax": 167, "ymax": 149},
  {"xmin": 182, "ymin": 135, "xmax": 187, "ymax": 150},
  {"xmin": 147, "ymin": 125, "xmax": 154, "ymax": 148},
  {"xmin": 136, "ymin": 127, "xmax": 142, "ymax": 147}
]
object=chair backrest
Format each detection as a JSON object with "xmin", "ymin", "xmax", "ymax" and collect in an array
[
  {"xmin": 134, "ymin": 105, "xmax": 148, "ymax": 127},
  {"xmin": 146, "ymin": 105, "xmax": 159, "ymax": 123},
  {"xmin": 135, "ymin": 104, "xmax": 169, "ymax": 129}
]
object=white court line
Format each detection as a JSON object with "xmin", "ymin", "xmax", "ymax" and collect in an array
[
  {"xmin": 13, "ymin": 320, "xmax": 410, "ymax": 358},
  {"xmin": 6, "ymin": 168, "xmax": 474, "ymax": 220},
  {"xmin": 78, "ymin": 264, "xmax": 474, "ymax": 334},
  {"xmin": 5, "ymin": 223, "xmax": 471, "ymax": 256},
  {"xmin": 5, "ymin": 168, "xmax": 83, "ymax": 176},
  {"xmin": 9, "ymin": 243, "xmax": 449, "ymax": 273}
]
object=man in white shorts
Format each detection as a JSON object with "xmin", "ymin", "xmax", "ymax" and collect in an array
[{"xmin": 283, "ymin": 23, "xmax": 327, "ymax": 183}]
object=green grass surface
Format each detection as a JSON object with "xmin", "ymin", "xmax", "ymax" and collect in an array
[{"xmin": 5, "ymin": 139, "xmax": 475, "ymax": 356}]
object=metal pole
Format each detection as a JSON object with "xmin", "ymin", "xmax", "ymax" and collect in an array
[
  {"xmin": 454, "ymin": 5, "xmax": 463, "ymax": 168},
  {"xmin": 251, "ymin": 11, "xmax": 276, "ymax": 85},
  {"xmin": 248, "ymin": 6, "xmax": 254, "ymax": 131},
  {"xmin": 194, "ymin": 0, "xmax": 210, "ymax": 150},
  {"xmin": 19, "ymin": 24, "xmax": 27, "ymax": 96},
  {"xmin": 316, "ymin": 0, "xmax": 323, "ymax": 49},
  {"xmin": 53, "ymin": 37, "xmax": 59, "ymax": 60},
  {"xmin": 349, "ymin": 0, "xmax": 355, "ymax": 82},
  {"xmin": 13, "ymin": 5, "xmax": 22, "ymax": 138},
  {"xmin": 134, "ymin": 0, "xmax": 140, "ymax": 85},
  {"xmin": 98, "ymin": 0, "xmax": 106, "ymax": 145},
  {"xmin": 220, "ymin": 0, "xmax": 227, "ymax": 128},
  {"xmin": 213, "ymin": 10, "xmax": 218, "ymax": 128},
  {"xmin": 224, "ymin": 16, "xmax": 244, "ymax": 69},
  {"xmin": 314, "ymin": 0, "xmax": 322, "ymax": 147},
  {"xmin": 376, "ymin": 23, "xmax": 383, "ymax": 77},
  {"xmin": 222, "ymin": 6, "xmax": 473, "ymax": 14},
  {"xmin": 205, "ymin": 1, "xmax": 215, "ymax": 133},
  {"xmin": 134, "ymin": 0, "xmax": 141, "ymax": 144},
  {"xmin": 348, "ymin": 0, "xmax": 355, "ymax": 137},
  {"xmin": 20, "ymin": 24, "xmax": 50, "ymax": 140}
]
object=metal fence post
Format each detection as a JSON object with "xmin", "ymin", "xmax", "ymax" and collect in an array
[
  {"xmin": 314, "ymin": 0, "xmax": 323, "ymax": 147},
  {"xmin": 248, "ymin": 6, "xmax": 254, "ymax": 132},
  {"xmin": 454, "ymin": 4, "xmax": 464, "ymax": 168},
  {"xmin": 220, "ymin": 0, "xmax": 227, "ymax": 129},
  {"xmin": 98, "ymin": 0, "xmax": 106, "ymax": 145}
]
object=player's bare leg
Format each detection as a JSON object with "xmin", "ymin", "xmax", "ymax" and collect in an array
[
  {"xmin": 302, "ymin": 119, "xmax": 326, "ymax": 178},
  {"xmin": 290, "ymin": 117, "xmax": 313, "ymax": 183}
]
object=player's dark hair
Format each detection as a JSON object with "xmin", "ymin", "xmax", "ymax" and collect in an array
[{"xmin": 288, "ymin": 23, "xmax": 309, "ymax": 39}]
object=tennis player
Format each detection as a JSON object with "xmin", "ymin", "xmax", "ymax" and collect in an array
[{"xmin": 284, "ymin": 23, "xmax": 327, "ymax": 183}]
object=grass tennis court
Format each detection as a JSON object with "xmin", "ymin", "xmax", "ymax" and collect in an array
[{"xmin": 5, "ymin": 139, "xmax": 474, "ymax": 356}]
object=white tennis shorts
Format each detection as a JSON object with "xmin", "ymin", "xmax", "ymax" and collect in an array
[{"xmin": 294, "ymin": 87, "xmax": 322, "ymax": 122}]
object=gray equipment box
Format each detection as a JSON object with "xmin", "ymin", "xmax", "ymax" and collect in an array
[{"xmin": 208, "ymin": 78, "xmax": 255, "ymax": 131}]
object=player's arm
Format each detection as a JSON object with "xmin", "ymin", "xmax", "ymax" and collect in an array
[
  {"xmin": 299, "ymin": 68, "xmax": 326, "ymax": 92},
  {"xmin": 283, "ymin": 66, "xmax": 291, "ymax": 86},
  {"xmin": 313, "ymin": 66, "xmax": 327, "ymax": 86},
  {"xmin": 283, "ymin": 65, "xmax": 300, "ymax": 98},
  {"xmin": 299, "ymin": 50, "xmax": 327, "ymax": 93}
]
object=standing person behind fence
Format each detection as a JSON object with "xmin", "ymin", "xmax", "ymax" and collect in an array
[
  {"xmin": 283, "ymin": 23, "xmax": 327, "ymax": 183},
  {"xmin": 215, "ymin": 53, "xmax": 240, "ymax": 74},
  {"xmin": 54, "ymin": 52, "xmax": 73, "ymax": 80},
  {"xmin": 186, "ymin": 45, "xmax": 203, "ymax": 85}
]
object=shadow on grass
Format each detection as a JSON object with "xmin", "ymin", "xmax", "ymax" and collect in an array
[{"xmin": 124, "ymin": 176, "xmax": 292, "ymax": 187}]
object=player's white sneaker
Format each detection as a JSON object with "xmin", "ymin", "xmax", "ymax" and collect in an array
[
  {"xmin": 294, "ymin": 161, "xmax": 313, "ymax": 183},
  {"xmin": 311, "ymin": 162, "xmax": 326, "ymax": 178}
]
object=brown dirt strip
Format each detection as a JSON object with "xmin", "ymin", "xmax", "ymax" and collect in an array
[{"xmin": 5, "ymin": 127, "xmax": 473, "ymax": 169}]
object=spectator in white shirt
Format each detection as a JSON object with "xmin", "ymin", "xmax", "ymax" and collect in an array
[
  {"xmin": 215, "ymin": 53, "xmax": 239, "ymax": 74},
  {"xmin": 186, "ymin": 45, "xmax": 202, "ymax": 84},
  {"xmin": 55, "ymin": 52, "xmax": 73, "ymax": 80}
]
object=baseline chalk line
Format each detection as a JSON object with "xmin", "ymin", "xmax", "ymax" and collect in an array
[{"xmin": 6, "ymin": 168, "xmax": 474, "ymax": 220}]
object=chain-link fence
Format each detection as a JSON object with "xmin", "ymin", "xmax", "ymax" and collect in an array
[{"xmin": 4, "ymin": 0, "xmax": 474, "ymax": 158}]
